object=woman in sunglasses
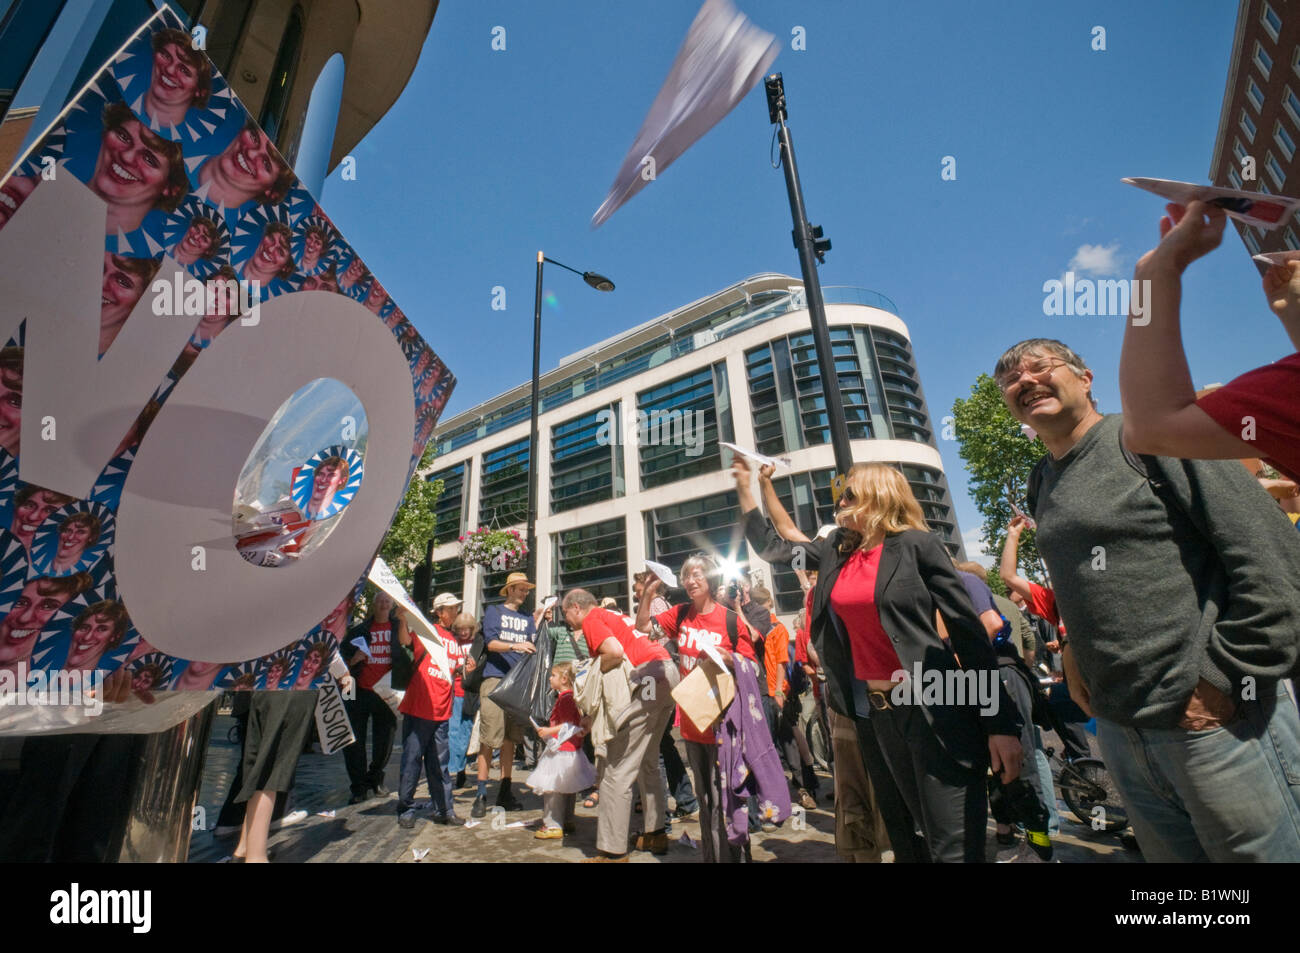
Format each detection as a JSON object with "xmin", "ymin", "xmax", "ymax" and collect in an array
[{"xmin": 733, "ymin": 457, "xmax": 1022, "ymax": 862}]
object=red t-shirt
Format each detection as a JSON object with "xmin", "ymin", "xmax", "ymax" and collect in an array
[
  {"xmin": 654, "ymin": 602, "xmax": 756, "ymax": 744},
  {"xmin": 828, "ymin": 545, "xmax": 904, "ymax": 682},
  {"xmin": 1197, "ymin": 351, "xmax": 1300, "ymax": 482},
  {"xmin": 357, "ymin": 621, "xmax": 393, "ymax": 691},
  {"xmin": 549, "ymin": 690, "xmax": 584, "ymax": 752},
  {"xmin": 1027, "ymin": 581, "xmax": 1061, "ymax": 629},
  {"xmin": 442, "ymin": 625, "xmax": 469, "ymax": 698},
  {"xmin": 582, "ymin": 606, "xmax": 671, "ymax": 668},
  {"xmin": 399, "ymin": 632, "xmax": 454, "ymax": 722}
]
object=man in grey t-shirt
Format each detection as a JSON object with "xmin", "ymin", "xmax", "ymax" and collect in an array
[{"xmin": 995, "ymin": 337, "xmax": 1300, "ymax": 862}]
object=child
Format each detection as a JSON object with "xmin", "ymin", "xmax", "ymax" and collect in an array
[{"xmin": 527, "ymin": 663, "xmax": 594, "ymax": 839}]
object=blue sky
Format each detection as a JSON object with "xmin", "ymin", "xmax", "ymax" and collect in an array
[
  {"xmin": 25, "ymin": 0, "xmax": 1263, "ymax": 560},
  {"xmin": 316, "ymin": 0, "xmax": 1276, "ymax": 560}
]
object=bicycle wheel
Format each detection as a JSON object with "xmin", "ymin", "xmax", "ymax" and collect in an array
[{"xmin": 1059, "ymin": 757, "xmax": 1128, "ymax": 832}]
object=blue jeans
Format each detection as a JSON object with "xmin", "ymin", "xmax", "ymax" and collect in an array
[
  {"xmin": 448, "ymin": 695, "xmax": 473, "ymax": 775},
  {"xmin": 1096, "ymin": 683, "xmax": 1300, "ymax": 862},
  {"xmin": 398, "ymin": 715, "xmax": 453, "ymax": 817}
]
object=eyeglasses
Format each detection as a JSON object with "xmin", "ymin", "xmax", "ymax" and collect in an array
[
  {"xmin": 996, "ymin": 357, "xmax": 1067, "ymax": 393},
  {"xmin": 680, "ymin": 570, "xmax": 708, "ymax": 582}
]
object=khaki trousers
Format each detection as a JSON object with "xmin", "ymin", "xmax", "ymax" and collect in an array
[{"xmin": 596, "ymin": 660, "xmax": 679, "ymax": 855}]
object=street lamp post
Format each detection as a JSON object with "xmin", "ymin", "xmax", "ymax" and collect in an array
[
  {"xmin": 764, "ymin": 72, "xmax": 854, "ymax": 481},
  {"xmin": 526, "ymin": 253, "xmax": 615, "ymax": 606}
]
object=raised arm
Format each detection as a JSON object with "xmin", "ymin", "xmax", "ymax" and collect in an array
[
  {"xmin": 999, "ymin": 517, "xmax": 1035, "ymax": 602},
  {"xmin": 1120, "ymin": 200, "xmax": 1258, "ymax": 459},
  {"xmin": 733, "ymin": 458, "xmax": 810, "ymax": 543}
]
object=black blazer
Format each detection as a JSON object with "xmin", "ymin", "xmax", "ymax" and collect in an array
[{"xmin": 743, "ymin": 509, "xmax": 1019, "ymax": 770}]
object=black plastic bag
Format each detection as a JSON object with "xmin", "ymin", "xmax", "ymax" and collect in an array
[{"xmin": 487, "ymin": 637, "xmax": 556, "ymax": 728}]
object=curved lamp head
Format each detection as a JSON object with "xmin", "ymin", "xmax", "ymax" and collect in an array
[{"xmin": 582, "ymin": 272, "xmax": 615, "ymax": 292}]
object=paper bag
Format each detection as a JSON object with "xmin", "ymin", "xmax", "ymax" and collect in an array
[{"xmin": 671, "ymin": 657, "xmax": 735, "ymax": 733}]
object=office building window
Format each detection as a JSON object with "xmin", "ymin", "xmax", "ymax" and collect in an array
[
  {"xmin": 1286, "ymin": 87, "xmax": 1300, "ymax": 127},
  {"xmin": 1276, "ymin": 121, "xmax": 1296, "ymax": 160},
  {"xmin": 478, "ymin": 437, "xmax": 529, "ymax": 528},
  {"xmin": 1244, "ymin": 230, "xmax": 1261, "ymax": 254},
  {"xmin": 1228, "ymin": 167, "xmax": 1243, "ymax": 189},
  {"xmin": 552, "ymin": 518, "xmax": 628, "ymax": 608},
  {"xmin": 259, "ymin": 6, "xmax": 304, "ymax": 149},
  {"xmin": 644, "ymin": 491, "xmax": 748, "ymax": 571},
  {"xmin": 1255, "ymin": 41, "xmax": 1273, "ymax": 79},
  {"xmin": 871, "ymin": 328, "xmax": 931, "ymax": 442},
  {"xmin": 429, "ymin": 461, "xmax": 466, "ymax": 545},
  {"xmin": 1233, "ymin": 138, "xmax": 1249, "ymax": 164},
  {"xmin": 1286, "ymin": 227, "xmax": 1300, "ymax": 250},
  {"xmin": 637, "ymin": 364, "xmax": 731, "ymax": 489},
  {"xmin": 1247, "ymin": 77, "xmax": 1265, "ymax": 111},
  {"xmin": 767, "ymin": 469, "xmax": 837, "ymax": 611},
  {"xmin": 429, "ymin": 555, "xmax": 464, "ymax": 605},
  {"xmin": 1241, "ymin": 109, "xmax": 1257, "ymax": 141},
  {"xmin": 1263, "ymin": 2, "xmax": 1282, "ymax": 41},
  {"xmin": 551, "ymin": 403, "xmax": 621, "ymax": 514},
  {"xmin": 1266, "ymin": 151, "xmax": 1286, "ymax": 188}
]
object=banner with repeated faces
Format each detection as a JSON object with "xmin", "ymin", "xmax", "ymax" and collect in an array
[{"xmin": 0, "ymin": 7, "xmax": 454, "ymax": 698}]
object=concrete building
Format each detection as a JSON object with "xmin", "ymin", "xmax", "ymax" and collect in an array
[
  {"xmin": 1210, "ymin": 0, "xmax": 1300, "ymax": 260},
  {"xmin": 428, "ymin": 274, "xmax": 966, "ymax": 623}
]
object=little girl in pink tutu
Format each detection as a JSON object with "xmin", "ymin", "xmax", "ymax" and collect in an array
[{"xmin": 528, "ymin": 663, "xmax": 595, "ymax": 840}]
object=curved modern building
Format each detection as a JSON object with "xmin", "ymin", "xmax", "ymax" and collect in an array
[{"xmin": 429, "ymin": 274, "xmax": 965, "ymax": 623}]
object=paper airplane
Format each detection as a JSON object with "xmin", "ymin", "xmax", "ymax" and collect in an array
[
  {"xmin": 644, "ymin": 559, "xmax": 679, "ymax": 589},
  {"xmin": 720, "ymin": 441, "xmax": 792, "ymax": 469},
  {"xmin": 1122, "ymin": 176, "xmax": 1300, "ymax": 230},
  {"xmin": 1253, "ymin": 251, "xmax": 1300, "ymax": 266}
]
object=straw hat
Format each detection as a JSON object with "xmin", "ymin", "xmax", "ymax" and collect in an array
[{"xmin": 498, "ymin": 572, "xmax": 536, "ymax": 596}]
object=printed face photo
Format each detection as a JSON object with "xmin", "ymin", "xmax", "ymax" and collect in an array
[
  {"xmin": 339, "ymin": 257, "xmax": 367, "ymax": 288},
  {"xmin": 0, "ymin": 580, "xmax": 76, "ymax": 670},
  {"xmin": 90, "ymin": 105, "xmax": 185, "ymax": 234},
  {"xmin": 198, "ymin": 123, "xmax": 290, "ymax": 209},
  {"xmin": 295, "ymin": 645, "xmax": 326, "ymax": 687},
  {"xmin": 63, "ymin": 607, "xmax": 125, "ymax": 671},
  {"xmin": 264, "ymin": 656, "xmax": 288, "ymax": 688},
  {"xmin": 131, "ymin": 665, "xmax": 160, "ymax": 693},
  {"xmin": 174, "ymin": 217, "xmax": 218, "ymax": 265},
  {"xmin": 0, "ymin": 175, "xmax": 38, "ymax": 229},
  {"xmin": 101, "ymin": 252, "xmax": 158, "ymax": 356},
  {"xmin": 321, "ymin": 597, "xmax": 349, "ymax": 641},
  {"xmin": 12, "ymin": 489, "xmax": 71, "ymax": 550},
  {"xmin": 242, "ymin": 223, "xmax": 293, "ymax": 284},
  {"xmin": 52, "ymin": 513, "xmax": 100, "ymax": 572},
  {"xmin": 299, "ymin": 271, "xmax": 338, "ymax": 293},
  {"xmin": 364, "ymin": 279, "xmax": 388, "ymax": 315},
  {"xmin": 306, "ymin": 458, "xmax": 348, "ymax": 516},
  {"xmin": 0, "ymin": 352, "xmax": 22, "ymax": 459},
  {"xmin": 145, "ymin": 34, "xmax": 210, "ymax": 126},
  {"xmin": 299, "ymin": 226, "xmax": 328, "ymax": 271}
]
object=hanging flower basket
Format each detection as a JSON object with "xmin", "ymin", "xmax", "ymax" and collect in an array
[{"xmin": 459, "ymin": 527, "xmax": 528, "ymax": 571}]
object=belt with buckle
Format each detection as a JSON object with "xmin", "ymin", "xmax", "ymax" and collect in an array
[{"xmin": 867, "ymin": 690, "xmax": 893, "ymax": 711}]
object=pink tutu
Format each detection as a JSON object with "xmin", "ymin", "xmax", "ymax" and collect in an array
[{"xmin": 526, "ymin": 748, "xmax": 596, "ymax": 795}]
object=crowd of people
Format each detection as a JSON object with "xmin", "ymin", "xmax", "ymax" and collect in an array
[{"xmin": 217, "ymin": 200, "xmax": 1300, "ymax": 864}]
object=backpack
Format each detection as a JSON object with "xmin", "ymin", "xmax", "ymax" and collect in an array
[{"xmin": 995, "ymin": 643, "xmax": 1055, "ymax": 732}]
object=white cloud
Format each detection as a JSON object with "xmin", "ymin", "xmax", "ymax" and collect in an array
[
  {"xmin": 962, "ymin": 527, "xmax": 993, "ymax": 568},
  {"xmin": 1067, "ymin": 242, "xmax": 1122, "ymax": 277}
]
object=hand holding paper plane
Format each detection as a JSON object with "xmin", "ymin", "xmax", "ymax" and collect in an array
[
  {"xmin": 643, "ymin": 559, "xmax": 678, "ymax": 589},
  {"xmin": 720, "ymin": 441, "xmax": 791, "ymax": 469},
  {"xmin": 1123, "ymin": 177, "xmax": 1300, "ymax": 230}
]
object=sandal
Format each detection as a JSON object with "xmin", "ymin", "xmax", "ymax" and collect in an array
[{"xmin": 583, "ymin": 792, "xmax": 599, "ymax": 809}]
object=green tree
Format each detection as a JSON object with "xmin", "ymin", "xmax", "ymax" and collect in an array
[
  {"xmin": 951, "ymin": 374, "xmax": 1046, "ymax": 582},
  {"xmin": 378, "ymin": 442, "xmax": 443, "ymax": 588}
]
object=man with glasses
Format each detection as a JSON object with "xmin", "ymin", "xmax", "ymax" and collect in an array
[{"xmin": 995, "ymin": 337, "xmax": 1300, "ymax": 862}]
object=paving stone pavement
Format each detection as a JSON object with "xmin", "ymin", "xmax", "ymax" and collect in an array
[{"xmin": 188, "ymin": 714, "xmax": 1140, "ymax": 863}]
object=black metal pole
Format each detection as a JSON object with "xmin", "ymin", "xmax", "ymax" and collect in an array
[
  {"xmin": 526, "ymin": 251, "xmax": 543, "ymax": 608},
  {"xmin": 767, "ymin": 74, "xmax": 854, "ymax": 479}
]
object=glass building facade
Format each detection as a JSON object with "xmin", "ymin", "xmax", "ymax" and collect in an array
[{"xmin": 427, "ymin": 275, "xmax": 965, "ymax": 618}]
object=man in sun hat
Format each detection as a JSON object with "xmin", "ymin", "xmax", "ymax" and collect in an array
[{"xmin": 471, "ymin": 572, "xmax": 548, "ymax": 817}]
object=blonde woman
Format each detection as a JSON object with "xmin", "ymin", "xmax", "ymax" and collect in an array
[{"xmin": 734, "ymin": 458, "xmax": 1021, "ymax": 863}]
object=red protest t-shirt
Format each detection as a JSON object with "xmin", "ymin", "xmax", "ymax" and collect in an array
[
  {"xmin": 549, "ymin": 690, "xmax": 584, "ymax": 752},
  {"xmin": 654, "ymin": 602, "xmax": 756, "ymax": 744},
  {"xmin": 582, "ymin": 606, "xmax": 670, "ymax": 668},
  {"xmin": 829, "ymin": 545, "xmax": 904, "ymax": 682},
  {"xmin": 1197, "ymin": 351, "xmax": 1300, "ymax": 482},
  {"xmin": 399, "ymin": 632, "xmax": 454, "ymax": 722},
  {"xmin": 357, "ymin": 621, "xmax": 393, "ymax": 691},
  {"xmin": 441, "ymin": 625, "xmax": 469, "ymax": 698},
  {"xmin": 1027, "ymin": 581, "xmax": 1061, "ymax": 629}
]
